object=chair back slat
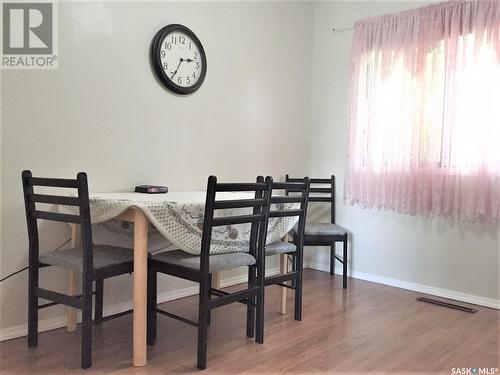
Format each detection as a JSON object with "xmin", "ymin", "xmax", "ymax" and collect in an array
[
  {"xmin": 270, "ymin": 196, "xmax": 303, "ymax": 204},
  {"xmin": 286, "ymin": 174, "xmax": 335, "ymax": 224},
  {"xmin": 213, "ymin": 198, "xmax": 266, "ymax": 209},
  {"xmin": 215, "ymin": 183, "xmax": 268, "ymax": 192},
  {"xmin": 288, "ymin": 177, "xmax": 331, "ymax": 184},
  {"xmin": 308, "ymin": 196, "xmax": 332, "ymax": 203},
  {"xmin": 33, "ymin": 210, "xmax": 82, "ymax": 224},
  {"xmin": 30, "ymin": 194, "xmax": 80, "ymax": 206},
  {"xmin": 271, "ymin": 182, "xmax": 306, "ymax": 191},
  {"xmin": 212, "ymin": 214, "xmax": 264, "ymax": 227},
  {"xmin": 269, "ymin": 209, "xmax": 303, "ymax": 218},
  {"xmin": 282, "ymin": 177, "xmax": 304, "ymax": 183},
  {"xmin": 310, "ymin": 187, "xmax": 331, "ymax": 193},
  {"xmin": 27, "ymin": 177, "xmax": 79, "ymax": 188},
  {"xmin": 310, "ymin": 178, "xmax": 331, "ymax": 183}
]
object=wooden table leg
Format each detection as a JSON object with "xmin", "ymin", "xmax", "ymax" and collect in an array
[
  {"xmin": 279, "ymin": 234, "xmax": 289, "ymax": 315},
  {"xmin": 211, "ymin": 272, "xmax": 221, "ymax": 289},
  {"xmin": 67, "ymin": 224, "xmax": 80, "ymax": 332},
  {"xmin": 133, "ymin": 210, "xmax": 148, "ymax": 367}
]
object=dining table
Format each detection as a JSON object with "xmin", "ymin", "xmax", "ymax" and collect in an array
[{"xmin": 64, "ymin": 191, "xmax": 298, "ymax": 367}]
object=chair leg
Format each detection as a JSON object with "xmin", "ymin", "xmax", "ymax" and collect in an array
[
  {"xmin": 294, "ymin": 252, "xmax": 304, "ymax": 321},
  {"xmin": 81, "ymin": 276, "xmax": 93, "ymax": 369},
  {"xmin": 147, "ymin": 270, "xmax": 157, "ymax": 346},
  {"xmin": 330, "ymin": 244, "xmax": 335, "ymax": 275},
  {"xmin": 27, "ymin": 265, "xmax": 38, "ymax": 347},
  {"xmin": 94, "ymin": 279, "xmax": 103, "ymax": 324},
  {"xmin": 207, "ymin": 274, "xmax": 212, "ymax": 326},
  {"xmin": 197, "ymin": 275, "xmax": 210, "ymax": 370},
  {"xmin": 246, "ymin": 265, "xmax": 256, "ymax": 338},
  {"xmin": 255, "ymin": 257, "xmax": 265, "ymax": 344},
  {"xmin": 343, "ymin": 236, "xmax": 348, "ymax": 289}
]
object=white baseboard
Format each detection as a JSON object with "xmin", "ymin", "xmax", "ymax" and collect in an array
[
  {"xmin": 0, "ymin": 267, "xmax": 280, "ymax": 342},
  {"xmin": 0, "ymin": 315, "xmax": 71, "ymax": 343},
  {"xmin": 305, "ymin": 261, "xmax": 500, "ymax": 310}
]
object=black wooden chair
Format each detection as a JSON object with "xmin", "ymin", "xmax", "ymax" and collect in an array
[
  {"xmin": 147, "ymin": 175, "xmax": 272, "ymax": 370},
  {"xmin": 21, "ymin": 171, "xmax": 134, "ymax": 369},
  {"xmin": 286, "ymin": 175, "xmax": 349, "ymax": 289},
  {"xmin": 259, "ymin": 178, "xmax": 309, "ymax": 332}
]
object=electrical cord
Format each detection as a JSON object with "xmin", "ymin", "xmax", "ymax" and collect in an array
[
  {"xmin": 0, "ymin": 266, "xmax": 28, "ymax": 282},
  {"xmin": 0, "ymin": 238, "xmax": 71, "ymax": 283}
]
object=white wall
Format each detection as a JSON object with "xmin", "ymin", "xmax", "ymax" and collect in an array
[
  {"xmin": 0, "ymin": 1, "xmax": 313, "ymax": 334},
  {"xmin": 308, "ymin": 1, "xmax": 499, "ymax": 306}
]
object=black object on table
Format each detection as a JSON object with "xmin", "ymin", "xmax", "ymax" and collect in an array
[{"xmin": 135, "ymin": 185, "xmax": 168, "ymax": 194}]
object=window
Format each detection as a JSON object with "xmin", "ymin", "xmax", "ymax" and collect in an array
[{"xmin": 345, "ymin": 1, "xmax": 500, "ymax": 221}]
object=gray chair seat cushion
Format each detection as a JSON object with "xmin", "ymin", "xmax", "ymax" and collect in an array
[
  {"xmin": 304, "ymin": 223, "xmax": 347, "ymax": 236},
  {"xmin": 293, "ymin": 222, "xmax": 347, "ymax": 237},
  {"xmin": 40, "ymin": 245, "xmax": 133, "ymax": 271},
  {"xmin": 152, "ymin": 250, "xmax": 256, "ymax": 273},
  {"xmin": 265, "ymin": 241, "xmax": 296, "ymax": 256}
]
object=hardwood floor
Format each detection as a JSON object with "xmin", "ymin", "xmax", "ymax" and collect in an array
[{"xmin": 1, "ymin": 270, "xmax": 498, "ymax": 374}]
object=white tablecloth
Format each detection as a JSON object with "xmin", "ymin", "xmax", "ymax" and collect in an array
[{"xmin": 81, "ymin": 191, "xmax": 296, "ymax": 255}]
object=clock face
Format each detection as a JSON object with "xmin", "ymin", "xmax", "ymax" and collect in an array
[
  {"xmin": 160, "ymin": 32, "xmax": 203, "ymax": 88},
  {"xmin": 151, "ymin": 25, "xmax": 207, "ymax": 95}
]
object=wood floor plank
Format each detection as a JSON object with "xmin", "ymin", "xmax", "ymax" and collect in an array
[{"xmin": 0, "ymin": 270, "xmax": 498, "ymax": 374}]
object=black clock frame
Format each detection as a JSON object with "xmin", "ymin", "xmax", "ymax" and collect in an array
[{"xmin": 151, "ymin": 24, "xmax": 207, "ymax": 95}]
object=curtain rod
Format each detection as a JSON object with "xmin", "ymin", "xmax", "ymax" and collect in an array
[{"xmin": 332, "ymin": 26, "xmax": 354, "ymax": 33}]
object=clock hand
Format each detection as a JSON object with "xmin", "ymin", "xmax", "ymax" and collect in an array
[
  {"xmin": 170, "ymin": 59, "xmax": 184, "ymax": 79},
  {"xmin": 185, "ymin": 58, "xmax": 193, "ymax": 63}
]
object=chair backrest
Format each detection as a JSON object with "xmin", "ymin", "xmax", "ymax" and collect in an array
[
  {"xmin": 21, "ymin": 170, "xmax": 93, "ymax": 273},
  {"xmin": 269, "ymin": 178, "xmax": 310, "ymax": 247},
  {"xmin": 200, "ymin": 175, "xmax": 273, "ymax": 275},
  {"xmin": 285, "ymin": 175, "xmax": 335, "ymax": 224}
]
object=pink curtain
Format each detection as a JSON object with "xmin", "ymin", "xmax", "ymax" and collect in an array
[{"xmin": 344, "ymin": 0, "xmax": 500, "ymax": 222}]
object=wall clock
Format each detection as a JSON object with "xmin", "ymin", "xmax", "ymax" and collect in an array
[{"xmin": 151, "ymin": 24, "xmax": 207, "ymax": 95}]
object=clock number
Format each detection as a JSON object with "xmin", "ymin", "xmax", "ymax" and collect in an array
[
  {"xmin": 172, "ymin": 35, "xmax": 177, "ymax": 44},
  {"xmin": 180, "ymin": 36, "xmax": 186, "ymax": 44},
  {"xmin": 192, "ymin": 72, "xmax": 196, "ymax": 79},
  {"xmin": 186, "ymin": 76, "xmax": 191, "ymax": 85},
  {"xmin": 189, "ymin": 42, "xmax": 192, "ymax": 50},
  {"xmin": 160, "ymin": 50, "xmax": 166, "ymax": 58},
  {"xmin": 196, "ymin": 62, "xmax": 200, "ymax": 69},
  {"xmin": 177, "ymin": 77, "xmax": 182, "ymax": 85},
  {"xmin": 194, "ymin": 52, "xmax": 198, "ymax": 60},
  {"xmin": 165, "ymin": 42, "xmax": 172, "ymax": 50},
  {"xmin": 163, "ymin": 62, "xmax": 168, "ymax": 70}
]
